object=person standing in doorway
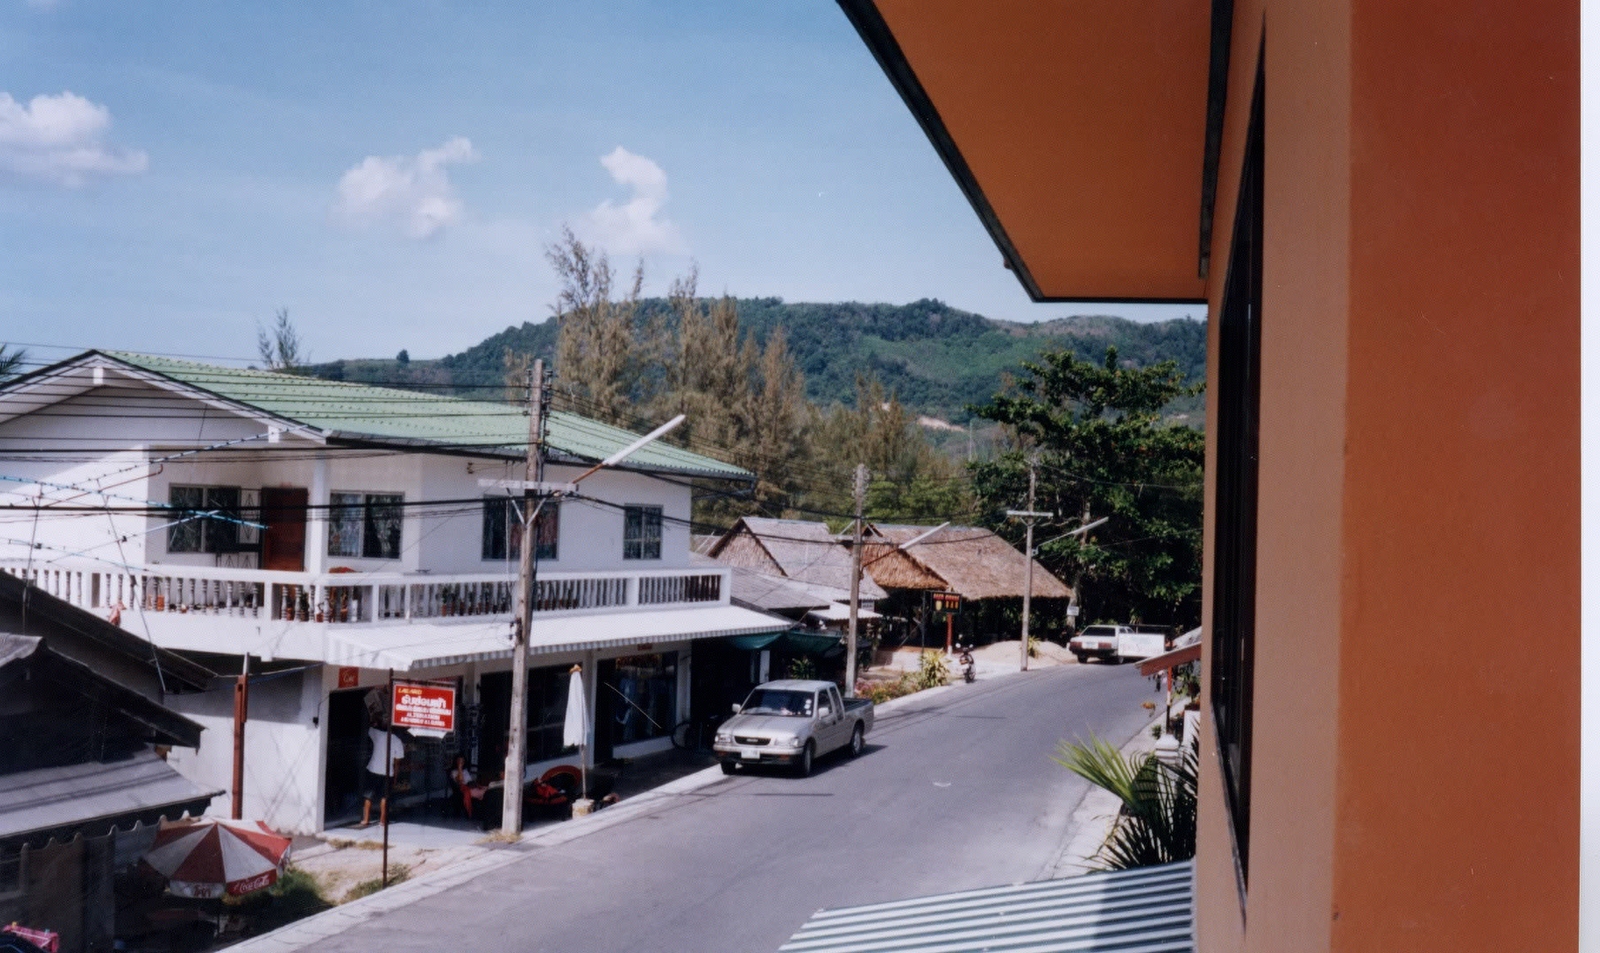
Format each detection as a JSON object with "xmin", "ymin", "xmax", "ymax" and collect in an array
[{"xmin": 360, "ymin": 715, "xmax": 407, "ymax": 828}]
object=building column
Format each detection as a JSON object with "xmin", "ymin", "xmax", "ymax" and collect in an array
[{"xmin": 305, "ymin": 456, "xmax": 330, "ymax": 575}]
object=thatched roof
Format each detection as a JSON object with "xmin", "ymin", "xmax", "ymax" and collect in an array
[
  {"xmin": 864, "ymin": 524, "xmax": 1073, "ymax": 601},
  {"xmin": 705, "ymin": 518, "xmax": 888, "ymax": 600}
]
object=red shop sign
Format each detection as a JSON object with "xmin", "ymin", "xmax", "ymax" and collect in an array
[{"xmin": 392, "ymin": 681, "xmax": 456, "ymax": 733}]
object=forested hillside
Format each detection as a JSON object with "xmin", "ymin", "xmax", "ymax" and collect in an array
[{"xmin": 307, "ymin": 299, "xmax": 1205, "ymax": 426}]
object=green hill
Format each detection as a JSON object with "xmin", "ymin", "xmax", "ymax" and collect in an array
[{"xmin": 306, "ymin": 299, "xmax": 1206, "ymax": 427}]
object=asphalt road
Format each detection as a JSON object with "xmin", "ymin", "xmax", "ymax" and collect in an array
[{"xmin": 315, "ymin": 662, "xmax": 1154, "ymax": 953}]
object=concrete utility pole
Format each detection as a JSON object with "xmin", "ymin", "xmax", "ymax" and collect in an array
[
  {"xmin": 846, "ymin": 463, "xmax": 867, "ymax": 695},
  {"xmin": 1007, "ymin": 463, "xmax": 1051, "ymax": 673},
  {"xmin": 503, "ymin": 360, "xmax": 546, "ymax": 836}
]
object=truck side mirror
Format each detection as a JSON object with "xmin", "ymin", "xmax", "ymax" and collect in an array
[
  {"xmin": 730, "ymin": 704, "xmax": 742, "ymax": 714},
  {"xmin": 819, "ymin": 705, "xmax": 832, "ymax": 717}
]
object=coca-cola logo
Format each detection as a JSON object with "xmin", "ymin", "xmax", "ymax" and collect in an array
[{"xmin": 228, "ymin": 870, "xmax": 277, "ymax": 896}]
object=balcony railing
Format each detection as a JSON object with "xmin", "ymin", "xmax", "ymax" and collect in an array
[{"xmin": 0, "ymin": 562, "xmax": 726, "ymax": 625}]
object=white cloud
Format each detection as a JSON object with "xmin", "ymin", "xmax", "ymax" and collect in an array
[
  {"xmin": 577, "ymin": 146, "xmax": 685, "ymax": 256},
  {"xmin": 332, "ymin": 136, "xmax": 477, "ymax": 239},
  {"xmin": 0, "ymin": 91, "xmax": 148, "ymax": 186}
]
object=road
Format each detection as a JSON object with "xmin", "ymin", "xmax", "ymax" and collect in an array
[{"xmin": 314, "ymin": 663, "xmax": 1154, "ymax": 953}]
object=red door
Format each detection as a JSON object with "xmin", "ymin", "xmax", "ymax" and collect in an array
[{"xmin": 260, "ymin": 487, "xmax": 307, "ymax": 571}]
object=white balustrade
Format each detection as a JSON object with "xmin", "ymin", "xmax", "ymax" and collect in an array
[{"xmin": 0, "ymin": 561, "xmax": 725, "ymax": 625}]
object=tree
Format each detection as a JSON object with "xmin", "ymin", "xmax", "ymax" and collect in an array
[
  {"xmin": 968, "ymin": 346, "xmax": 1203, "ymax": 627},
  {"xmin": 0, "ymin": 344, "xmax": 28, "ymax": 380},
  {"xmin": 256, "ymin": 309, "xmax": 308, "ymax": 370},
  {"xmin": 546, "ymin": 226, "xmax": 653, "ymax": 421},
  {"xmin": 396, "ymin": 349, "xmax": 410, "ymax": 365}
]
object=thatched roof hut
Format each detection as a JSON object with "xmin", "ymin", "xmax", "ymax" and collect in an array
[
  {"xmin": 705, "ymin": 517, "xmax": 889, "ymax": 601},
  {"xmin": 864, "ymin": 524, "xmax": 1073, "ymax": 601}
]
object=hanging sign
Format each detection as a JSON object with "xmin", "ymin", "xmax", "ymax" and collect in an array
[
  {"xmin": 931, "ymin": 592, "xmax": 963, "ymax": 613},
  {"xmin": 392, "ymin": 681, "xmax": 456, "ymax": 734}
]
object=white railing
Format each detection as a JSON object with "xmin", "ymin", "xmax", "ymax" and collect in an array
[{"xmin": 0, "ymin": 561, "xmax": 725, "ymax": 625}]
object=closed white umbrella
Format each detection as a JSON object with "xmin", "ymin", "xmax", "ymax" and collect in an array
[{"xmin": 562, "ymin": 664, "xmax": 588, "ymax": 801}]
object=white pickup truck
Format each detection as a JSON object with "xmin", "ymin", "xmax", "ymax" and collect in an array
[
  {"xmin": 712, "ymin": 679, "xmax": 874, "ymax": 777},
  {"xmin": 1069, "ymin": 624, "xmax": 1173, "ymax": 663}
]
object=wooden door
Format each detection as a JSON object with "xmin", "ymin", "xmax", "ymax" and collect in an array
[{"xmin": 260, "ymin": 487, "xmax": 308, "ymax": 571}]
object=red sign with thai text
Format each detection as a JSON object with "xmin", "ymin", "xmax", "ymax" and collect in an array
[{"xmin": 392, "ymin": 682, "xmax": 456, "ymax": 732}]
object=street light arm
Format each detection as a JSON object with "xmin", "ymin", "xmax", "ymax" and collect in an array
[{"xmin": 569, "ymin": 414, "xmax": 687, "ymax": 485}]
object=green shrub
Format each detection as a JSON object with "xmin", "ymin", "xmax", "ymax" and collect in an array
[
  {"xmin": 916, "ymin": 651, "xmax": 948, "ymax": 690},
  {"xmin": 1054, "ymin": 735, "xmax": 1197, "ymax": 870}
]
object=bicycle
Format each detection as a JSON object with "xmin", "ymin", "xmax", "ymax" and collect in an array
[{"xmin": 670, "ymin": 713, "xmax": 724, "ymax": 751}]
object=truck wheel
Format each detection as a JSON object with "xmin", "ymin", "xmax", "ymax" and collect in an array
[
  {"xmin": 720, "ymin": 761, "xmax": 738, "ymax": 775},
  {"xmin": 848, "ymin": 724, "xmax": 864, "ymax": 758},
  {"xmin": 797, "ymin": 741, "xmax": 815, "ymax": 777},
  {"xmin": 1072, "ymin": 652, "xmax": 1086, "ymax": 663}
]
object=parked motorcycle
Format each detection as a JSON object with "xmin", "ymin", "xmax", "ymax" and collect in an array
[{"xmin": 957, "ymin": 644, "xmax": 976, "ymax": 683}]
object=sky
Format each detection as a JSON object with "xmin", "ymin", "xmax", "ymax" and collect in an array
[{"xmin": 0, "ymin": 1, "xmax": 1199, "ymax": 365}]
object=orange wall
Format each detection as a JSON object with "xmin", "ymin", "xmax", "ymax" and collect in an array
[
  {"xmin": 1333, "ymin": 0, "xmax": 1579, "ymax": 948},
  {"xmin": 1197, "ymin": 1, "xmax": 1579, "ymax": 951}
]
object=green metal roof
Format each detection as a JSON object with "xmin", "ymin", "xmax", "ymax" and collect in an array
[{"xmin": 100, "ymin": 351, "xmax": 750, "ymax": 480}]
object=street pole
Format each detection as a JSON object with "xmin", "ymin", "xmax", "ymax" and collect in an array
[
  {"xmin": 1022, "ymin": 467, "xmax": 1035, "ymax": 672},
  {"xmin": 382, "ymin": 668, "xmax": 392, "ymax": 886},
  {"xmin": 845, "ymin": 463, "xmax": 866, "ymax": 696},
  {"xmin": 503, "ymin": 359, "xmax": 546, "ymax": 836},
  {"xmin": 1006, "ymin": 464, "xmax": 1051, "ymax": 673},
  {"xmin": 231, "ymin": 653, "xmax": 248, "ymax": 819}
]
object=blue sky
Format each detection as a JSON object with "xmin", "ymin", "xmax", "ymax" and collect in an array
[{"xmin": 1, "ymin": 1, "xmax": 1198, "ymax": 364}]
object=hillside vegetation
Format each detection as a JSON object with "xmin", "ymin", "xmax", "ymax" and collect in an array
[{"xmin": 308, "ymin": 299, "xmax": 1206, "ymax": 427}]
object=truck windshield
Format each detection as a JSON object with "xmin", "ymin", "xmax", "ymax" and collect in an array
[{"xmin": 741, "ymin": 689, "xmax": 813, "ymax": 717}]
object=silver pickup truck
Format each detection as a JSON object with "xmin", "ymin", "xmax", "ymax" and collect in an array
[{"xmin": 713, "ymin": 679, "xmax": 874, "ymax": 777}]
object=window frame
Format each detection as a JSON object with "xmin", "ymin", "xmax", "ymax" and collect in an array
[
  {"xmin": 622, "ymin": 504, "xmax": 663, "ymax": 561},
  {"xmin": 481, "ymin": 496, "xmax": 559, "ymax": 562},
  {"xmin": 167, "ymin": 484, "xmax": 243, "ymax": 555},
  {"xmin": 327, "ymin": 491, "xmax": 404, "ymax": 560},
  {"xmin": 1209, "ymin": 58, "xmax": 1264, "ymax": 891}
]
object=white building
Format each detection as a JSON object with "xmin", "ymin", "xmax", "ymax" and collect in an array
[{"xmin": 0, "ymin": 351, "xmax": 789, "ymax": 833}]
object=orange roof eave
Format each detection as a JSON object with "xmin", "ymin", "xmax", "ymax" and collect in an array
[{"xmin": 842, "ymin": 0, "xmax": 1216, "ymax": 304}]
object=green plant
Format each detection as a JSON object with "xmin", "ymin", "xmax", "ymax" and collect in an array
[
  {"xmin": 916, "ymin": 651, "xmax": 948, "ymax": 690},
  {"xmin": 343, "ymin": 863, "xmax": 410, "ymax": 903},
  {"xmin": 1054, "ymin": 735, "xmax": 1197, "ymax": 870},
  {"xmin": 1028, "ymin": 636, "xmax": 1040, "ymax": 658},
  {"xmin": 786, "ymin": 655, "xmax": 818, "ymax": 680},
  {"xmin": 856, "ymin": 673, "xmax": 919, "ymax": 704}
]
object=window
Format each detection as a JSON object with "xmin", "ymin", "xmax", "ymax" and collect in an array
[
  {"xmin": 1210, "ymin": 60, "xmax": 1263, "ymax": 887},
  {"xmin": 481, "ymin": 497, "xmax": 559, "ymax": 561},
  {"xmin": 167, "ymin": 485, "xmax": 242, "ymax": 554},
  {"xmin": 328, "ymin": 492, "xmax": 403, "ymax": 559},
  {"xmin": 623, "ymin": 505, "xmax": 662, "ymax": 560}
]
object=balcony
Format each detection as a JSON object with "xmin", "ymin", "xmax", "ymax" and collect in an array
[{"xmin": 0, "ymin": 561, "xmax": 727, "ymax": 627}]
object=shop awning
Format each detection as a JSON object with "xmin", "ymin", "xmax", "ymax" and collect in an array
[
  {"xmin": 325, "ymin": 604, "xmax": 792, "ymax": 672},
  {"xmin": 724, "ymin": 630, "xmax": 847, "ymax": 656},
  {"xmin": 1137, "ymin": 643, "xmax": 1202, "ymax": 678},
  {"xmin": 804, "ymin": 603, "xmax": 883, "ymax": 623},
  {"xmin": 779, "ymin": 860, "xmax": 1194, "ymax": 952},
  {"xmin": 0, "ymin": 750, "xmax": 223, "ymax": 850}
]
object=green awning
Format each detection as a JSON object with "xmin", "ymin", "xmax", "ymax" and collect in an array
[{"xmin": 724, "ymin": 630, "xmax": 844, "ymax": 657}]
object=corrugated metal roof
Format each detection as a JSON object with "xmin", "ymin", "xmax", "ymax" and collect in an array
[
  {"xmin": 780, "ymin": 861, "xmax": 1194, "ymax": 953},
  {"xmin": 0, "ymin": 750, "xmax": 222, "ymax": 845},
  {"xmin": 324, "ymin": 604, "xmax": 792, "ymax": 672},
  {"xmin": 100, "ymin": 351, "xmax": 749, "ymax": 480}
]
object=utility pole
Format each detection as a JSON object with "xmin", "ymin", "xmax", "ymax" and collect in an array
[
  {"xmin": 503, "ymin": 359, "xmax": 546, "ymax": 836},
  {"xmin": 231, "ymin": 653, "xmax": 248, "ymax": 819},
  {"xmin": 1007, "ymin": 463, "xmax": 1051, "ymax": 673},
  {"xmin": 845, "ymin": 463, "xmax": 866, "ymax": 696}
]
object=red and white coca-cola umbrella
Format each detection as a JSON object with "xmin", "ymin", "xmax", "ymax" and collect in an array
[{"xmin": 141, "ymin": 817, "xmax": 293, "ymax": 899}]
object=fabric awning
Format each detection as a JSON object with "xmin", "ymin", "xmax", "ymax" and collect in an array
[
  {"xmin": 0, "ymin": 750, "xmax": 222, "ymax": 849},
  {"xmin": 1137, "ymin": 643, "xmax": 1202, "ymax": 677},
  {"xmin": 724, "ymin": 630, "xmax": 846, "ymax": 656},
  {"xmin": 780, "ymin": 860, "xmax": 1194, "ymax": 952},
  {"xmin": 326, "ymin": 604, "xmax": 791, "ymax": 672}
]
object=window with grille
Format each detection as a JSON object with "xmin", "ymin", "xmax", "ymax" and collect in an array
[
  {"xmin": 1210, "ymin": 59, "xmax": 1263, "ymax": 888},
  {"xmin": 623, "ymin": 505, "xmax": 662, "ymax": 560},
  {"xmin": 167, "ymin": 485, "xmax": 242, "ymax": 554},
  {"xmin": 328, "ymin": 492, "xmax": 404, "ymax": 559},
  {"xmin": 481, "ymin": 497, "xmax": 559, "ymax": 561}
]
